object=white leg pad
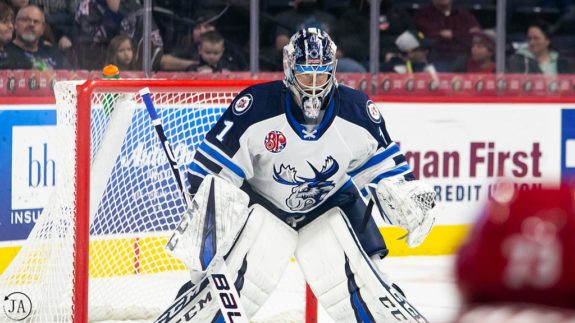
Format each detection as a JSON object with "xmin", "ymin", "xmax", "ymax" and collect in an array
[
  {"xmin": 156, "ymin": 204, "xmax": 297, "ymax": 323},
  {"xmin": 296, "ymin": 208, "xmax": 428, "ymax": 323},
  {"xmin": 225, "ymin": 204, "xmax": 298, "ymax": 317}
]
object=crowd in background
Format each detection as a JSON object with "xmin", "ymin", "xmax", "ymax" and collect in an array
[
  {"xmin": 1, "ymin": 0, "xmax": 575, "ymax": 75},
  {"xmin": 1, "ymin": 1, "xmax": 575, "ymax": 321}
]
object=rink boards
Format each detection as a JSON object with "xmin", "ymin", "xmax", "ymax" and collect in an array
[{"xmin": 1, "ymin": 99, "xmax": 574, "ymax": 274}]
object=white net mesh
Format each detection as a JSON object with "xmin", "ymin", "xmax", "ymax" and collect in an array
[{"xmin": 0, "ymin": 80, "xmax": 312, "ymax": 323}]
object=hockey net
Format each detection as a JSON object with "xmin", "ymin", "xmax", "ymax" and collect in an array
[{"xmin": 0, "ymin": 80, "xmax": 317, "ymax": 323}]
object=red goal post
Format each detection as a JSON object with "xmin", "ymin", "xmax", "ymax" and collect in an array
[{"xmin": 0, "ymin": 79, "xmax": 317, "ymax": 323}]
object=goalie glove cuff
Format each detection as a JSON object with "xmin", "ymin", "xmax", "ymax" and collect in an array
[
  {"xmin": 406, "ymin": 212, "xmax": 435, "ymax": 247},
  {"xmin": 368, "ymin": 178, "xmax": 437, "ymax": 248}
]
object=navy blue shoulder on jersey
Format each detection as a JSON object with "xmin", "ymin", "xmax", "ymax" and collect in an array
[
  {"xmin": 336, "ymin": 85, "xmax": 392, "ymax": 148},
  {"xmin": 231, "ymin": 80, "xmax": 287, "ymax": 125},
  {"xmin": 204, "ymin": 80, "xmax": 287, "ymax": 154},
  {"xmin": 336, "ymin": 85, "xmax": 375, "ymax": 126}
]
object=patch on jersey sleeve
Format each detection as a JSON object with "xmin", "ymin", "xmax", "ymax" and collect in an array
[
  {"xmin": 264, "ymin": 130, "xmax": 287, "ymax": 153},
  {"xmin": 366, "ymin": 100, "xmax": 382, "ymax": 124},
  {"xmin": 233, "ymin": 94, "xmax": 253, "ymax": 115}
]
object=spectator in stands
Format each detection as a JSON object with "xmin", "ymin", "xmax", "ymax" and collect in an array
[
  {"xmin": 186, "ymin": 30, "xmax": 243, "ymax": 73},
  {"xmin": 5, "ymin": 5, "xmax": 71, "ymax": 70},
  {"xmin": 30, "ymin": 0, "xmax": 79, "ymax": 52},
  {"xmin": 381, "ymin": 30, "xmax": 437, "ymax": 75},
  {"xmin": 105, "ymin": 34, "xmax": 135, "ymax": 71},
  {"xmin": 8, "ymin": 0, "xmax": 78, "ymax": 58},
  {"xmin": 0, "ymin": 1, "xmax": 31, "ymax": 68},
  {"xmin": 75, "ymin": 0, "xmax": 193, "ymax": 71},
  {"xmin": 507, "ymin": 21, "xmax": 574, "ymax": 75},
  {"xmin": 75, "ymin": 0, "xmax": 153, "ymax": 70},
  {"xmin": 190, "ymin": 11, "xmax": 217, "ymax": 51},
  {"xmin": 453, "ymin": 30, "xmax": 496, "ymax": 73},
  {"xmin": 454, "ymin": 184, "xmax": 575, "ymax": 323},
  {"xmin": 414, "ymin": 0, "xmax": 481, "ymax": 72},
  {"xmin": 378, "ymin": 0, "xmax": 417, "ymax": 63},
  {"xmin": 168, "ymin": 10, "xmax": 247, "ymax": 72},
  {"xmin": 166, "ymin": 9, "xmax": 216, "ymax": 66},
  {"xmin": 0, "ymin": 3, "xmax": 14, "ymax": 45},
  {"xmin": 506, "ymin": 50, "xmax": 542, "ymax": 74}
]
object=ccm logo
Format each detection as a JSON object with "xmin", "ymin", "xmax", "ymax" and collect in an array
[
  {"xmin": 154, "ymin": 278, "xmax": 211, "ymax": 323},
  {"xmin": 212, "ymin": 274, "xmax": 245, "ymax": 322},
  {"xmin": 379, "ymin": 287, "xmax": 427, "ymax": 323}
]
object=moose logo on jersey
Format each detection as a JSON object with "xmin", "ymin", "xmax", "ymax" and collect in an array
[
  {"xmin": 265, "ymin": 130, "xmax": 287, "ymax": 153},
  {"xmin": 273, "ymin": 156, "xmax": 339, "ymax": 211}
]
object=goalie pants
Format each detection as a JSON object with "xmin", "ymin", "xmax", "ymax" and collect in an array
[
  {"xmin": 241, "ymin": 181, "xmax": 389, "ymax": 258},
  {"xmin": 176, "ymin": 204, "xmax": 426, "ymax": 323}
]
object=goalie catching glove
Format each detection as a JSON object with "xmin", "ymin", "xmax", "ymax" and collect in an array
[{"xmin": 368, "ymin": 178, "xmax": 436, "ymax": 247}]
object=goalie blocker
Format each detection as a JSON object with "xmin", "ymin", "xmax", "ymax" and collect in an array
[{"xmin": 157, "ymin": 176, "xmax": 429, "ymax": 323}]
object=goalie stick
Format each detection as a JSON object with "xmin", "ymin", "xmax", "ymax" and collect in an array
[
  {"xmin": 154, "ymin": 257, "xmax": 248, "ymax": 323},
  {"xmin": 140, "ymin": 88, "xmax": 193, "ymax": 208},
  {"xmin": 139, "ymin": 88, "xmax": 248, "ymax": 323}
]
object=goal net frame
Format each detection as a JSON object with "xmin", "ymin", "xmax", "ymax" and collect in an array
[
  {"xmin": 1, "ymin": 79, "xmax": 317, "ymax": 323},
  {"xmin": 75, "ymin": 80, "xmax": 258, "ymax": 322}
]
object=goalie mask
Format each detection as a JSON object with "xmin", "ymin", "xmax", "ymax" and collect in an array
[{"xmin": 283, "ymin": 28, "xmax": 338, "ymax": 120}]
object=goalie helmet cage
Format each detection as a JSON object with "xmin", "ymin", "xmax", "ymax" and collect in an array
[{"xmin": 0, "ymin": 79, "xmax": 317, "ymax": 323}]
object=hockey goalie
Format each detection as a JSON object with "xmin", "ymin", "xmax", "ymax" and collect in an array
[{"xmin": 156, "ymin": 27, "xmax": 437, "ymax": 323}]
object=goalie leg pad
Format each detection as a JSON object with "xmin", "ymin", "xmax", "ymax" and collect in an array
[
  {"xmin": 166, "ymin": 175, "xmax": 250, "ymax": 271},
  {"xmin": 339, "ymin": 194, "xmax": 389, "ymax": 258},
  {"xmin": 157, "ymin": 204, "xmax": 298, "ymax": 322},
  {"xmin": 295, "ymin": 207, "xmax": 428, "ymax": 323},
  {"xmin": 223, "ymin": 204, "xmax": 298, "ymax": 316}
]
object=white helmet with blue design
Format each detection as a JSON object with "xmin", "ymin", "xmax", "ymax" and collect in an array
[{"xmin": 283, "ymin": 27, "xmax": 338, "ymax": 120}]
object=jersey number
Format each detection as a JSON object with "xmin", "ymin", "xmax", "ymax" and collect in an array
[{"xmin": 216, "ymin": 120, "xmax": 234, "ymax": 142}]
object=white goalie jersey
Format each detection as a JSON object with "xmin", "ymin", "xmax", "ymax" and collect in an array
[
  {"xmin": 163, "ymin": 30, "xmax": 435, "ymax": 323},
  {"xmin": 187, "ymin": 80, "xmax": 415, "ymax": 229}
]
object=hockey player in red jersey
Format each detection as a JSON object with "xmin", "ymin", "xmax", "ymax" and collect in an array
[{"xmin": 455, "ymin": 183, "xmax": 575, "ymax": 322}]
